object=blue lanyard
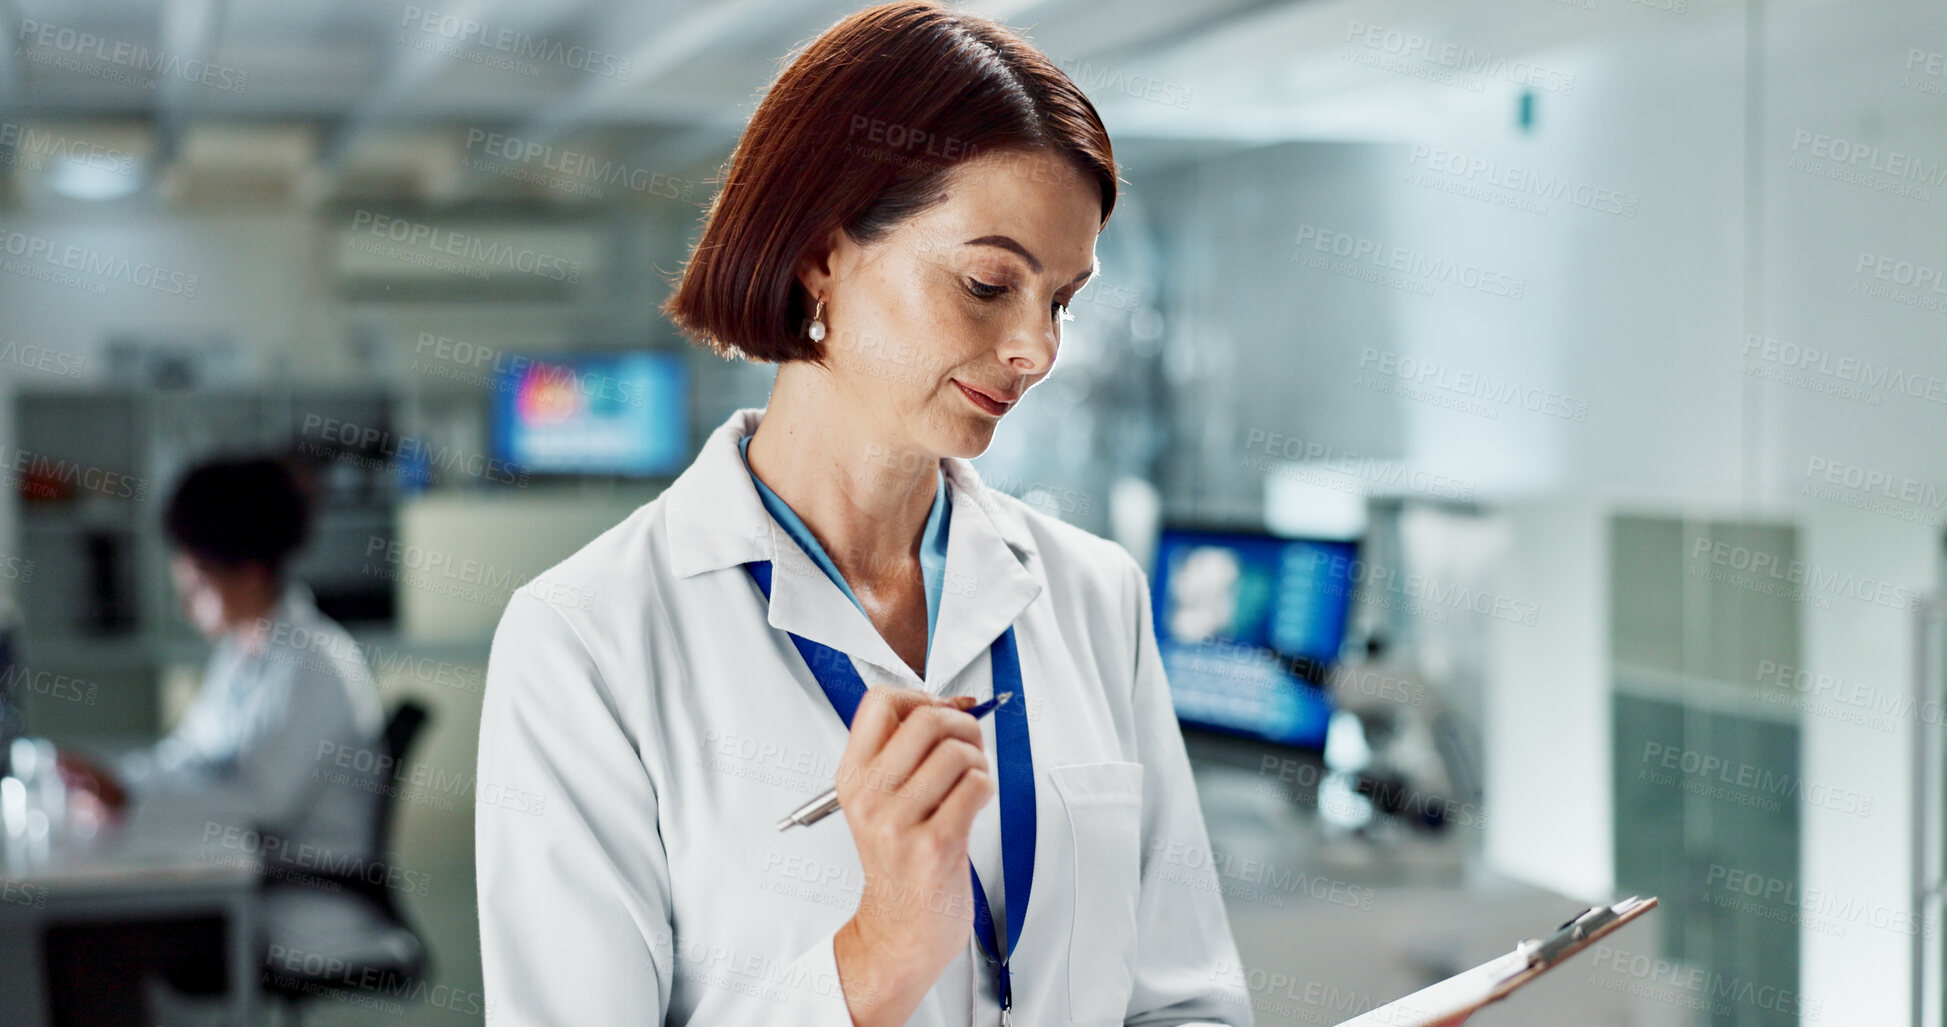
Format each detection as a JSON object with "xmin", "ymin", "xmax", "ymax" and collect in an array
[{"xmin": 744, "ymin": 560, "xmax": 1035, "ymax": 1018}]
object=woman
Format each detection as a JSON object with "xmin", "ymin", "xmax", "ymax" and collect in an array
[
  {"xmin": 49, "ymin": 456, "xmax": 411, "ymax": 1023},
  {"xmin": 476, "ymin": 4, "xmax": 1252, "ymax": 1024}
]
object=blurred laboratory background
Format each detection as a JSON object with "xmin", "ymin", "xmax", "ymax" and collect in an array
[{"xmin": 1, "ymin": 0, "xmax": 1944, "ymax": 1024}]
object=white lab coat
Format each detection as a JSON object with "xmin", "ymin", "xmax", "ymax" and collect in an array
[
  {"xmin": 476, "ymin": 406, "xmax": 1253, "ymax": 1026},
  {"xmin": 119, "ymin": 583, "xmax": 413, "ymax": 967}
]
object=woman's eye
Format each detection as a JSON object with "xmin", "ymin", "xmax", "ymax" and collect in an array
[{"xmin": 966, "ymin": 277, "xmax": 1072, "ymax": 322}]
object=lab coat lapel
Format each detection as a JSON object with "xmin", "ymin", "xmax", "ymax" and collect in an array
[
  {"xmin": 925, "ymin": 459, "xmax": 1042, "ymax": 690},
  {"xmin": 760, "ymin": 517, "xmax": 915, "ymax": 683},
  {"xmin": 665, "ymin": 407, "xmax": 915, "ymax": 684}
]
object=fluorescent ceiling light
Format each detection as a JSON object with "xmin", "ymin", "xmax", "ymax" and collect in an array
[{"xmin": 47, "ymin": 153, "xmax": 147, "ymax": 201}]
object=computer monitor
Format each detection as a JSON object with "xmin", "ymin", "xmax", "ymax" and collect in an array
[
  {"xmin": 1148, "ymin": 527, "xmax": 1358, "ymax": 749},
  {"xmin": 490, "ymin": 352, "xmax": 688, "ymax": 476}
]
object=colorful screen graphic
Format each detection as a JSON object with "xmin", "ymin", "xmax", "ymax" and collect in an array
[
  {"xmin": 490, "ymin": 352, "xmax": 688, "ymax": 476},
  {"xmin": 1148, "ymin": 529, "xmax": 1359, "ymax": 749}
]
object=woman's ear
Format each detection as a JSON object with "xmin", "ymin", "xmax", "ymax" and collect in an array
[{"xmin": 793, "ymin": 224, "xmax": 848, "ymax": 306}]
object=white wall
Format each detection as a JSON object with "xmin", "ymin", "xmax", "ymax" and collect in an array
[
  {"xmin": 1761, "ymin": 4, "xmax": 1947, "ymax": 1019},
  {"xmin": 1484, "ymin": 500, "xmax": 1612, "ymax": 901},
  {"xmin": 1794, "ymin": 513, "xmax": 1940, "ymax": 1023}
]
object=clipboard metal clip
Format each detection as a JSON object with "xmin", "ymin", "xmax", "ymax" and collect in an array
[
  {"xmin": 1509, "ymin": 895, "xmax": 1653, "ymax": 977},
  {"xmin": 1525, "ymin": 902, "xmax": 1625, "ymax": 967}
]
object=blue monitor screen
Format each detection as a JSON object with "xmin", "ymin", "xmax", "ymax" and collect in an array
[
  {"xmin": 490, "ymin": 352, "xmax": 688, "ymax": 476},
  {"xmin": 1149, "ymin": 529, "xmax": 1358, "ymax": 749}
]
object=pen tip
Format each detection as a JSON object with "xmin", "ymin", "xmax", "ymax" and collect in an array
[{"xmin": 995, "ymin": 691, "xmax": 1013, "ymax": 705}]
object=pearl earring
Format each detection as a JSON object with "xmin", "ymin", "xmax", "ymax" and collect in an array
[{"xmin": 806, "ymin": 298, "xmax": 827, "ymax": 342}]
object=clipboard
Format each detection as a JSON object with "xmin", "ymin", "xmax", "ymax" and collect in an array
[{"xmin": 1332, "ymin": 895, "xmax": 1658, "ymax": 1027}]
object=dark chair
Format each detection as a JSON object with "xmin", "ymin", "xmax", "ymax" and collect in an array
[{"xmin": 262, "ymin": 700, "xmax": 434, "ymax": 1026}]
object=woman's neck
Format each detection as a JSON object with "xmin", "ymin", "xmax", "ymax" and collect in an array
[
  {"xmin": 224, "ymin": 579, "xmax": 284, "ymax": 655},
  {"xmin": 745, "ymin": 362, "xmax": 939, "ymax": 593}
]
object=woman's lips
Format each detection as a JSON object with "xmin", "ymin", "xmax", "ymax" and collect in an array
[{"xmin": 954, "ymin": 380, "xmax": 1011, "ymax": 416}]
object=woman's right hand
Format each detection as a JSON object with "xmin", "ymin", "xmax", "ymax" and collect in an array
[
  {"xmin": 55, "ymin": 749, "xmax": 128, "ymax": 813},
  {"xmin": 831, "ymin": 686, "xmax": 995, "ymax": 1027}
]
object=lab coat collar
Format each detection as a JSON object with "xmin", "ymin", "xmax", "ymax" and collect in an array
[
  {"xmin": 225, "ymin": 581, "xmax": 321, "ymax": 658},
  {"xmin": 664, "ymin": 407, "xmax": 1043, "ymax": 689},
  {"xmin": 273, "ymin": 581, "xmax": 319, "ymax": 622}
]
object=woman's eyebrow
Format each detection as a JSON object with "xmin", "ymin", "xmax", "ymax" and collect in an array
[{"xmin": 964, "ymin": 234, "xmax": 1095, "ymax": 285}]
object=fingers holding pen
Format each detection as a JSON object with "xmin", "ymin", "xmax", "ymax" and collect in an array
[
  {"xmin": 837, "ymin": 688, "xmax": 985, "ymax": 824},
  {"xmin": 873, "ymin": 700, "xmax": 984, "ymax": 805},
  {"xmin": 908, "ymin": 737, "xmax": 993, "ymax": 825}
]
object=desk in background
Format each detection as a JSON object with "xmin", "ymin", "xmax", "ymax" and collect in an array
[{"xmin": 1, "ymin": 777, "xmax": 263, "ymax": 1027}]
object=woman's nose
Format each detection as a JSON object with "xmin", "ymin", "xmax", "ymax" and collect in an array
[{"xmin": 998, "ymin": 319, "xmax": 1058, "ymax": 376}]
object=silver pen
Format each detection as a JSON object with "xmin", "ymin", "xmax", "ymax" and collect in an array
[{"xmin": 775, "ymin": 692, "xmax": 1015, "ymax": 831}]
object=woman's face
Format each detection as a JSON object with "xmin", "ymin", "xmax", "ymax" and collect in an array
[
  {"xmin": 169, "ymin": 551, "xmax": 264, "ymax": 639},
  {"xmin": 803, "ymin": 146, "xmax": 1103, "ymax": 461}
]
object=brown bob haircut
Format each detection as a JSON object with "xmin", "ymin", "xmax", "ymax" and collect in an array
[{"xmin": 661, "ymin": 0, "xmax": 1120, "ymax": 364}]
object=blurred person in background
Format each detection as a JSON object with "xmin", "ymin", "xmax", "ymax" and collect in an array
[{"xmin": 49, "ymin": 455, "xmax": 414, "ymax": 1025}]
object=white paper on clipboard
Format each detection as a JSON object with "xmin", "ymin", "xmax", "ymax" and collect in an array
[{"xmin": 1332, "ymin": 896, "xmax": 1659, "ymax": 1027}]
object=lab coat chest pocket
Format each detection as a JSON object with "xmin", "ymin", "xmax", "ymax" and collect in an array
[{"xmin": 1051, "ymin": 760, "xmax": 1145, "ymax": 1024}]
